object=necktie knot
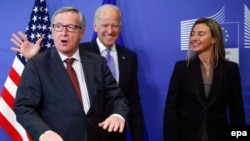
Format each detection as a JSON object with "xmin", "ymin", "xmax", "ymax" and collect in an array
[
  {"xmin": 106, "ymin": 48, "xmax": 111, "ymax": 59},
  {"xmin": 65, "ymin": 58, "xmax": 75, "ymax": 65}
]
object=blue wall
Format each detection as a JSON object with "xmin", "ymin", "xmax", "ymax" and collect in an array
[{"xmin": 1, "ymin": 0, "xmax": 249, "ymax": 140}]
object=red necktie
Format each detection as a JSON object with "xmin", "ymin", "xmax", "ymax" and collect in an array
[{"xmin": 65, "ymin": 58, "xmax": 82, "ymax": 104}]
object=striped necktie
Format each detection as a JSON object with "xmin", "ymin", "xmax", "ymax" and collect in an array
[{"xmin": 64, "ymin": 58, "xmax": 82, "ymax": 104}]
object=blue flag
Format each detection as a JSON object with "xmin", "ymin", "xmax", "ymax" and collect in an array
[{"xmin": 101, "ymin": 0, "xmax": 116, "ymax": 4}]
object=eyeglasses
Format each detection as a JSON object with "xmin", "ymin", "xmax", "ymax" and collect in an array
[{"xmin": 52, "ymin": 24, "xmax": 82, "ymax": 32}]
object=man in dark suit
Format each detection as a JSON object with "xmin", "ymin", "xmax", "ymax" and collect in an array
[
  {"xmin": 80, "ymin": 4, "xmax": 144, "ymax": 141},
  {"xmin": 14, "ymin": 7, "xmax": 128, "ymax": 141},
  {"xmin": 11, "ymin": 4, "xmax": 144, "ymax": 141}
]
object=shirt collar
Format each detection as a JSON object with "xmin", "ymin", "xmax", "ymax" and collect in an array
[
  {"xmin": 96, "ymin": 37, "xmax": 116, "ymax": 54},
  {"xmin": 58, "ymin": 48, "xmax": 81, "ymax": 62}
]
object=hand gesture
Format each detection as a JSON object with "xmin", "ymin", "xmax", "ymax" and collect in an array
[
  {"xmin": 39, "ymin": 130, "xmax": 63, "ymax": 141},
  {"xmin": 10, "ymin": 31, "xmax": 42, "ymax": 59},
  {"xmin": 98, "ymin": 115, "xmax": 125, "ymax": 133}
]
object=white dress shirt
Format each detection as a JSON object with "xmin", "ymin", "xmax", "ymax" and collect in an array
[
  {"xmin": 58, "ymin": 49, "xmax": 90, "ymax": 114},
  {"xmin": 96, "ymin": 38, "xmax": 120, "ymax": 83}
]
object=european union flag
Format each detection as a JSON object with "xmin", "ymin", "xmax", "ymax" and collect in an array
[{"xmin": 220, "ymin": 22, "xmax": 239, "ymax": 48}]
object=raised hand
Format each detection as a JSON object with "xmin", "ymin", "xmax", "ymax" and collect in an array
[{"xmin": 10, "ymin": 31, "xmax": 42, "ymax": 59}]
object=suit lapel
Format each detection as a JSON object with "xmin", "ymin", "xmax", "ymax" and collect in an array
[
  {"xmin": 207, "ymin": 61, "xmax": 223, "ymax": 107},
  {"xmin": 192, "ymin": 58, "xmax": 223, "ymax": 107},
  {"xmin": 192, "ymin": 58, "xmax": 208, "ymax": 106},
  {"xmin": 89, "ymin": 40, "xmax": 101, "ymax": 54},
  {"xmin": 79, "ymin": 49, "xmax": 94, "ymax": 112},
  {"xmin": 116, "ymin": 45, "xmax": 126, "ymax": 86}
]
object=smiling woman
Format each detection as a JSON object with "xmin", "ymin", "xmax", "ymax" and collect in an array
[{"xmin": 164, "ymin": 18, "xmax": 246, "ymax": 141}]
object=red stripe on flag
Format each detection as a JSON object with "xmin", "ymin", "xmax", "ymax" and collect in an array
[
  {"xmin": 0, "ymin": 113, "xmax": 22, "ymax": 141},
  {"xmin": 0, "ymin": 0, "xmax": 52, "ymax": 140},
  {"xmin": 1, "ymin": 87, "xmax": 15, "ymax": 109},
  {"xmin": 26, "ymin": 131, "xmax": 32, "ymax": 141},
  {"xmin": 9, "ymin": 67, "xmax": 21, "ymax": 86}
]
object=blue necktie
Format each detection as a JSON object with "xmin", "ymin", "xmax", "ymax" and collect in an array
[{"xmin": 105, "ymin": 48, "xmax": 116, "ymax": 79}]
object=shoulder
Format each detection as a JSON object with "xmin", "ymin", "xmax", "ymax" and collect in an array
[
  {"xmin": 174, "ymin": 60, "xmax": 188, "ymax": 68},
  {"xmin": 79, "ymin": 47, "xmax": 105, "ymax": 61},
  {"xmin": 79, "ymin": 41, "xmax": 93, "ymax": 50},
  {"xmin": 116, "ymin": 43, "xmax": 137, "ymax": 57},
  {"xmin": 219, "ymin": 59, "xmax": 239, "ymax": 71},
  {"xmin": 29, "ymin": 47, "xmax": 55, "ymax": 62},
  {"xmin": 221, "ymin": 59, "xmax": 238, "ymax": 66},
  {"xmin": 79, "ymin": 41, "xmax": 92, "ymax": 47},
  {"xmin": 116, "ymin": 43, "xmax": 133, "ymax": 52},
  {"xmin": 170, "ymin": 60, "xmax": 188, "ymax": 76}
]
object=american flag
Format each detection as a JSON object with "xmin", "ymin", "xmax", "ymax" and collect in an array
[{"xmin": 0, "ymin": 0, "xmax": 53, "ymax": 140}]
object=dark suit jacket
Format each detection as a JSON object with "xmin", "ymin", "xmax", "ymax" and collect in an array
[
  {"xmin": 164, "ymin": 57, "xmax": 245, "ymax": 141},
  {"xmin": 80, "ymin": 40, "xmax": 144, "ymax": 141},
  {"xmin": 14, "ymin": 47, "xmax": 129, "ymax": 141}
]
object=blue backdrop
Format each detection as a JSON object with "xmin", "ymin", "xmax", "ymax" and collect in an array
[{"xmin": 0, "ymin": 0, "xmax": 249, "ymax": 140}]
